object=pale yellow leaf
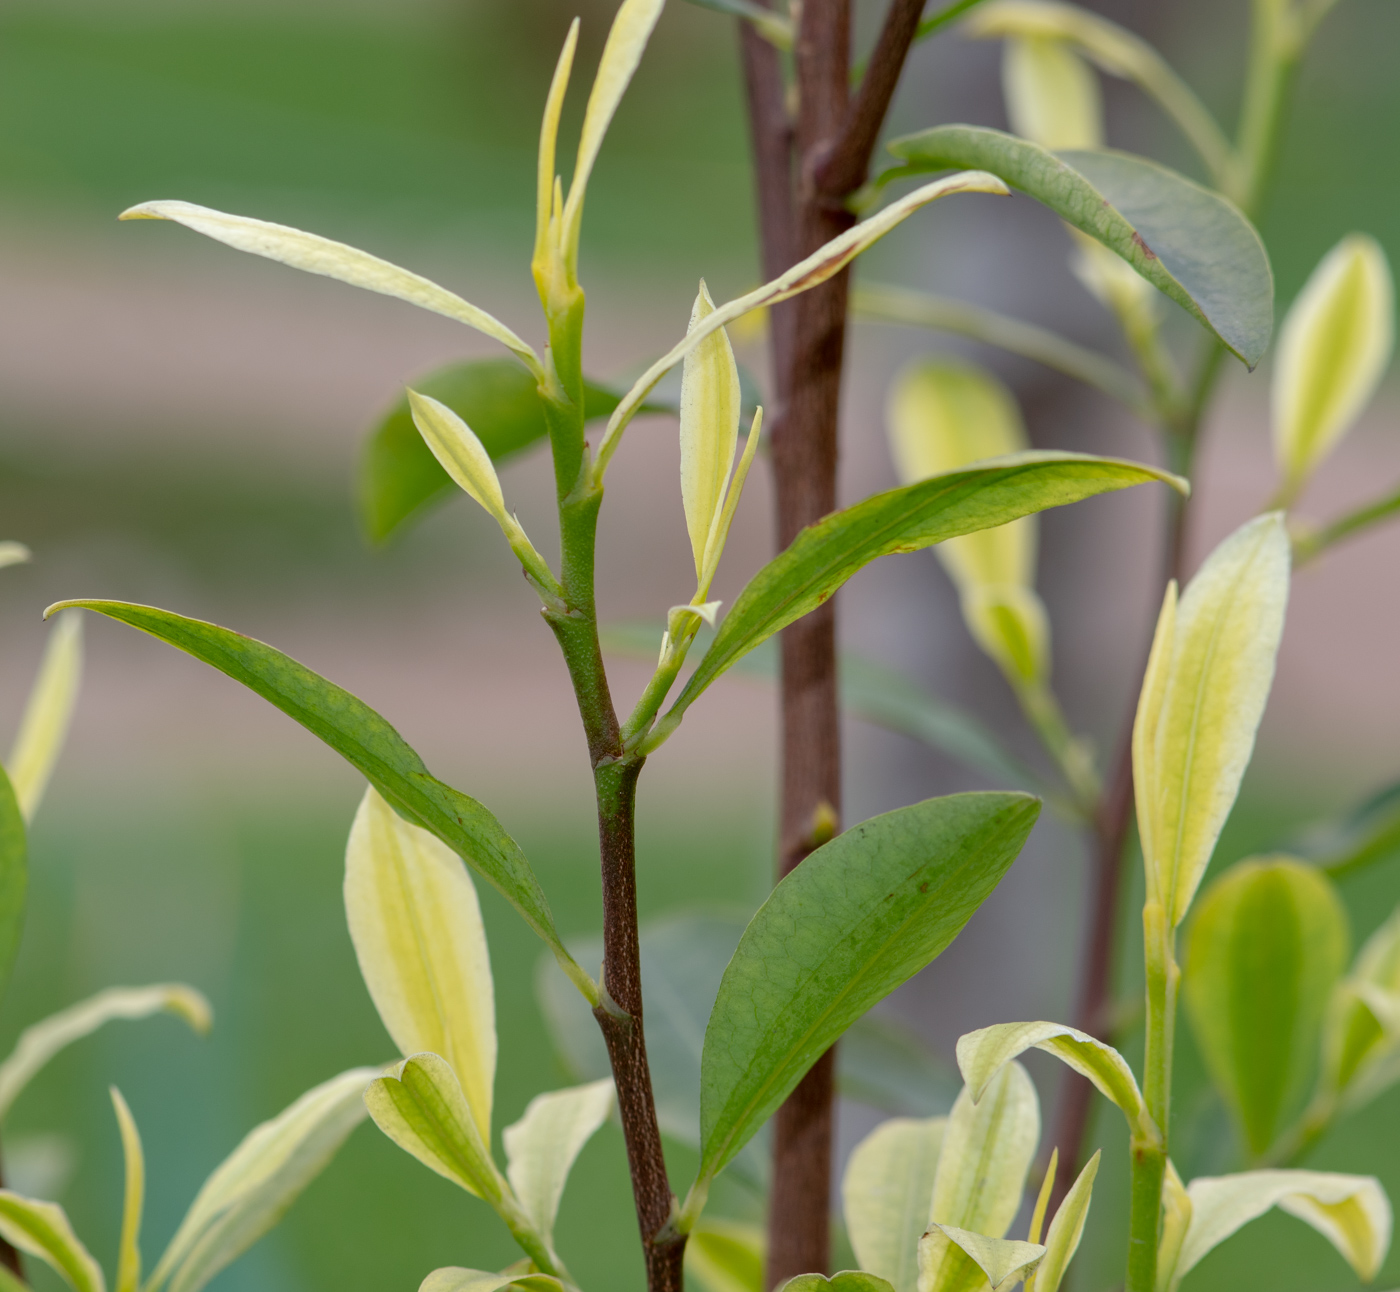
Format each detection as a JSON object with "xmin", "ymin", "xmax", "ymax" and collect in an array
[
  {"xmin": 110, "ymin": 1089, "xmax": 144, "ymax": 1292},
  {"xmin": 1003, "ymin": 37, "xmax": 1102, "ymax": 150},
  {"xmin": 921, "ymin": 1226, "xmax": 1044, "ymax": 1292},
  {"xmin": 1031, "ymin": 1151, "xmax": 1098, "ymax": 1292},
  {"xmin": 685, "ymin": 1218, "xmax": 765, "ymax": 1292},
  {"xmin": 407, "ymin": 391, "xmax": 509, "ymax": 525},
  {"xmin": 7, "ymin": 610, "xmax": 83, "ymax": 821},
  {"xmin": 0, "ymin": 544, "xmax": 30, "ymax": 571},
  {"xmin": 534, "ymin": 20, "xmax": 580, "ymax": 272}
]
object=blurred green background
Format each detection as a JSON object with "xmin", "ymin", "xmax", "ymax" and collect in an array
[{"xmin": 2, "ymin": 2, "xmax": 1399, "ymax": 1291}]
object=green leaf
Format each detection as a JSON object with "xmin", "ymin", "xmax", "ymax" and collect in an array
[
  {"xmin": 881, "ymin": 126, "xmax": 1272, "ymax": 367},
  {"xmin": 842, "ymin": 1115, "xmax": 947, "ymax": 1292},
  {"xmin": 47, "ymin": 600, "xmax": 594, "ymax": 1005},
  {"xmin": 110, "ymin": 1090, "xmax": 144, "ymax": 1292},
  {"xmin": 7, "ymin": 611, "xmax": 82, "ymax": 822},
  {"xmin": 661, "ymin": 452, "xmax": 1183, "ymax": 734},
  {"xmin": 0, "ymin": 766, "xmax": 25, "ymax": 1003},
  {"xmin": 698, "ymin": 792, "xmax": 1040, "ymax": 1182},
  {"xmin": 684, "ymin": 1218, "xmax": 765, "ymax": 1292},
  {"xmin": 0, "ymin": 1194, "xmax": 102, "ymax": 1292},
  {"xmin": 150, "ymin": 1066, "xmax": 378, "ymax": 1292},
  {"xmin": 358, "ymin": 360, "xmax": 620, "ymax": 545},
  {"xmin": 778, "ymin": 1276, "xmax": 896, "ymax": 1292},
  {"xmin": 419, "ymin": 1270, "xmax": 563, "ymax": 1292},
  {"xmin": 0, "ymin": 984, "xmax": 210, "ymax": 1120},
  {"xmin": 1183, "ymin": 857, "xmax": 1350, "ymax": 1156}
]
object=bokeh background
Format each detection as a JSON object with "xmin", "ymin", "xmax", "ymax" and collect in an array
[{"xmin": 2, "ymin": 1, "xmax": 1399, "ymax": 1289}]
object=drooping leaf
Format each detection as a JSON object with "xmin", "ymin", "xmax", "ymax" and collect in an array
[
  {"xmin": 1032, "ymin": 1151, "xmax": 1100, "ymax": 1292},
  {"xmin": 1002, "ymin": 36, "xmax": 1102, "ymax": 150},
  {"xmin": 685, "ymin": 1218, "xmax": 764, "ymax": 1292},
  {"xmin": 502, "ymin": 1079, "xmax": 614, "ymax": 1245},
  {"xmin": 110, "ymin": 1090, "xmax": 144, "ymax": 1292},
  {"xmin": 359, "ymin": 360, "xmax": 621, "ymax": 546},
  {"xmin": 881, "ymin": 126, "xmax": 1272, "ymax": 366},
  {"xmin": 698, "ymin": 793, "xmax": 1040, "ymax": 1183},
  {"xmin": 659, "ymin": 453, "xmax": 1183, "ymax": 735},
  {"xmin": 1133, "ymin": 513, "xmax": 1291, "ymax": 927},
  {"xmin": 1272, "ymin": 233, "xmax": 1394, "ymax": 496},
  {"xmin": 345, "ymin": 785, "xmax": 497, "ymax": 1141},
  {"xmin": 0, "ymin": 767, "xmax": 25, "ymax": 1003},
  {"xmin": 922, "ymin": 1226, "xmax": 1045, "ymax": 1292},
  {"xmin": 7, "ymin": 611, "xmax": 82, "ymax": 822},
  {"xmin": 119, "ymin": 203, "xmax": 541, "ymax": 373},
  {"xmin": 0, "ymin": 984, "xmax": 210, "ymax": 1119},
  {"xmin": 1183, "ymin": 857, "xmax": 1350, "ymax": 1156},
  {"xmin": 1170, "ymin": 1170, "xmax": 1392, "ymax": 1290},
  {"xmin": 150, "ymin": 1067, "xmax": 378, "ymax": 1292},
  {"xmin": 842, "ymin": 1115, "xmax": 947, "ymax": 1292},
  {"xmin": 0, "ymin": 1193, "xmax": 103, "ymax": 1292},
  {"xmin": 47, "ymin": 601, "xmax": 594, "ymax": 1004},
  {"xmin": 419, "ymin": 1270, "xmax": 563, "ymax": 1292}
]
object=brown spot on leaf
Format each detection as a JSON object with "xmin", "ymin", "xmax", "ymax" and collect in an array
[{"xmin": 1132, "ymin": 231, "xmax": 1158, "ymax": 261}]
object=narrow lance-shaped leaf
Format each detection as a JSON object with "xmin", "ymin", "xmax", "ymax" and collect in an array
[
  {"xmin": 1272, "ymin": 233, "xmax": 1394, "ymax": 498},
  {"xmin": 880, "ymin": 125, "xmax": 1272, "ymax": 366},
  {"xmin": 345, "ymin": 786, "xmax": 497, "ymax": 1142},
  {"xmin": 1002, "ymin": 36, "xmax": 1102, "ymax": 149},
  {"xmin": 45, "ymin": 600, "xmax": 596, "ymax": 1005},
  {"xmin": 655, "ymin": 453, "xmax": 1183, "ymax": 743},
  {"xmin": 119, "ymin": 202, "xmax": 542, "ymax": 376},
  {"xmin": 0, "ymin": 984, "xmax": 210, "ymax": 1119},
  {"xmin": 534, "ymin": 20, "xmax": 579, "ymax": 272},
  {"xmin": 0, "ymin": 1193, "xmax": 103, "ymax": 1292},
  {"xmin": 150, "ymin": 1067, "xmax": 379, "ymax": 1292},
  {"xmin": 1031, "ymin": 1151, "xmax": 1100, "ymax": 1292},
  {"xmin": 698, "ymin": 793, "xmax": 1040, "ymax": 1183},
  {"xmin": 110, "ymin": 1089, "xmax": 144, "ymax": 1292},
  {"xmin": 0, "ymin": 767, "xmax": 25, "ymax": 1003},
  {"xmin": 1183, "ymin": 857, "xmax": 1349, "ymax": 1156},
  {"xmin": 7, "ymin": 611, "xmax": 82, "ymax": 822}
]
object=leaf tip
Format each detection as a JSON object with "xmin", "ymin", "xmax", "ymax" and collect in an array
[
  {"xmin": 43, "ymin": 599, "xmax": 85, "ymax": 621},
  {"xmin": 118, "ymin": 202, "xmax": 169, "ymax": 222}
]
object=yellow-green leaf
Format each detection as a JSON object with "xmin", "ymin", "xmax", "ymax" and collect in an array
[
  {"xmin": 843, "ymin": 1116, "xmax": 948, "ymax": 1292},
  {"xmin": 1134, "ymin": 513, "xmax": 1291, "ymax": 927},
  {"xmin": 685, "ymin": 1218, "xmax": 765, "ymax": 1292},
  {"xmin": 419, "ymin": 1269, "xmax": 563, "ymax": 1292},
  {"xmin": 1030, "ymin": 1151, "xmax": 1099, "ymax": 1292},
  {"xmin": 1003, "ymin": 36, "xmax": 1102, "ymax": 150},
  {"xmin": 922, "ymin": 1227, "xmax": 1044, "ymax": 1292},
  {"xmin": 346, "ymin": 785, "xmax": 497, "ymax": 1143},
  {"xmin": 0, "ymin": 1193, "xmax": 103, "ymax": 1292},
  {"xmin": 407, "ymin": 392, "xmax": 510, "ymax": 526},
  {"xmin": 110, "ymin": 1090, "xmax": 143, "ymax": 1292},
  {"xmin": 7, "ymin": 610, "xmax": 82, "ymax": 822},
  {"xmin": 1273, "ymin": 234, "xmax": 1394, "ymax": 496},
  {"xmin": 0, "ymin": 544, "xmax": 31, "ymax": 572}
]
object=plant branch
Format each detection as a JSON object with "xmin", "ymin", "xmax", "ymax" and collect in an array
[{"xmin": 1293, "ymin": 487, "xmax": 1400, "ymax": 567}]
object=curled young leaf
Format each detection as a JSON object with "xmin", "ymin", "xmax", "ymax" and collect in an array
[
  {"xmin": 7, "ymin": 610, "xmax": 82, "ymax": 822},
  {"xmin": 0, "ymin": 1193, "xmax": 103, "ymax": 1292},
  {"xmin": 1272, "ymin": 233, "xmax": 1394, "ymax": 499},
  {"xmin": 684, "ymin": 1217, "xmax": 765, "ymax": 1292},
  {"xmin": 921, "ymin": 1226, "xmax": 1045, "ymax": 1292},
  {"xmin": 1003, "ymin": 36, "xmax": 1102, "ymax": 150},
  {"xmin": 345, "ymin": 786, "xmax": 497, "ymax": 1143},
  {"xmin": 843, "ymin": 1116, "xmax": 948, "ymax": 1292}
]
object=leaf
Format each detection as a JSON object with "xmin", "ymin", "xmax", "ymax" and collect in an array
[
  {"xmin": 1273, "ymin": 233, "xmax": 1394, "ymax": 495},
  {"xmin": 118, "ymin": 202, "xmax": 541, "ymax": 374},
  {"xmin": 954, "ymin": 1022, "xmax": 1145, "ymax": 1132},
  {"xmin": 358, "ymin": 360, "xmax": 619, "ymax": 546},
  {"xmin": 843, "ymin": 1116, "xmax": 947, "ymax": 1292},
  {"xmin": 1171, "ymin": 1170, "xmax": 1392, "ymax": 1289},
  {"xmin": 419, "ymin": 1270, "xmax": 563, "ymax": 1292},
  {"xmin": 0, "ymin": 1193, "xmax": 103, "ymax": 1292},
  {"xmin": 1002, "ymin": 36, "xmax": 1102, "ymax": 150},
  {"xmin": 363, "ymin": 1052, "xmax": 504, "ymax": 1202},
  {"xmin": 47, "ymin": 600, "xmax": 594, "ymax": 1005},
  {"xmin": 1031, "ymin": 1151, "xmax": 1099, "ymax": 1292},
  {"xmin": 110, "ymin": 1090, "xmax": 144, "ymax": 1292},
  {"xmin": 0, "ymin": 984, "xmax": 210, "ymax": 1120},
  {"xmin": 684, "ymin": 1218, "xmax": 765, "ymax": 1292},
  {"xmin": 345, "ymin": 785, "xmax": 497, "ymax": 1142},
  {"xmin": 7, "ymin": 611, "xmax": 82, "ymax": 822},
  {"xmin": 1183, "ymin": 857, "xmax": 1349, "ymax": 1156},
  {"xmin": 1133, "ymin": 513, "xmax": 1291, "ymax": 927},
  {"xmin": 699, "ymin": 793, "xmax": 1040, "ymax": 1182},
  {"xmin": 780, "ymin": 1276, "xmax": 896, "ymax": 1292},
  {"xmin": 0, "ymin": 544, "xmax": 31, "ymax": 571},
  {"xmin": 882, "ymin": 126, "xmax": 1273, "ymax": 366},
  {"xmin": 922, "ymin": 1226, "xmax": 1045, "ymax": 1292},
  {"xmin": 662, "ymin": 453, "xmax": 1184, "ymax": 732},
  {"xmin": 0, "ymin": 767, "xmax": 26, "ymax": 1004},
  {"xmin": 150, "ymin": 1066, "xmax": 378, "ymax": 1292},
  {"xmin": 502, "ymin": 1079, "xmax": 614, "ymax": 1245}
]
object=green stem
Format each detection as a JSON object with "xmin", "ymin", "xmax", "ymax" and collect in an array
[
  {"xmin": 1015, "ymin": 679, "xmax": 1100, "ymax": 815},
  {"xmin": 1294, "ymin": 487, "xmax": 1400, "ymax": 567},
  {"xmin": 1229, "ymin": 0, "xmax": 1302, "ymax": 210}
]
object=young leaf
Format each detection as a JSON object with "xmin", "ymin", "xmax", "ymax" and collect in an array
[
  {"xmin": 0, "ymin": 1193, "xmax": 103, "ymax": 1292},
  {"xmin": 419, "ymin": 1270, "xmax": 563, "ymax": 1292},
  {"xmin": 842, "ymin": 1116, "xmax": 947, "ymax": 1292},
  {"xmin": 698, "ymin": 793, "xmax": 1039, "ymax": 1183},
  {"xmin": 659, "ymin": 453, "xmax": 1184, "ymax": 736},
  {"xmin": 1272, "ymin": 233, "xmax": 1394, "ymax": 497},
  {"xmin": 119, "ymin": 203, "xmax": 542, "ymax": 376},
  {"xmin": 1183, "ymin": 857, "xmax": 1350, "ymax": 1156},
  {"xmin": 954, "ymin": 1022, "xmax": 1145, "ymax": 1131},
  {"xmin": 1003, "ymin": 36, "xmax": 1102, "ymax": 150},
  {"xmin": 0, "ymin": 544, "xmax": 31, "ymax": 571},
  {"xmin": 922, "ymin": 1226, "xmax": 1045, "ymax": 1292},
  {"xmin": 778, "ymin": 1276, "xmax": 896, "ymax": 1292},
  {"xmin": 533, "ymin": 21, "xmax": 579, "ymax": 277},
  {"xmin": 110, "ymin": 1090, "xmax": 143, "ymax": 1292},
  {"xmin": 7, "ymin": 611, "xmax": 82, "ymax": 822},
  {"xmin": 502, "ymin": 1079, "xmax": 614, "ymax": 1245},
  {"xmin": 407, "ymin": 392, "xmax": 511, "ymax": 525},
  {"xmin": 0, "ymin": 984, "xmax": 210, "ymax": 1119},
  {"xmin": 685, "ymin": 1218, "xmax": 765, "ymax": 1292},
  {"xmin": 0, "ymin": 767, "xmax": 25, "ymax": 1003},
  {"xmin": 150, "ymin": 1067, "xmax": 379, "ymax": 1292},
  {"xmin": 1156, "ymin": 1161, "xmax": 1192, "ymax": 1292},
  {"xmin": 1134, "ymin": 513, "xmax": 1291, "ymax": 927},
  {"xmin": 1031, "ymin": 1151, "xmax": 1100, "ymax": 1292},
  {"xmin": 882, "ymin": 126, "xmax": 1273, "ymax": 367},
  {"xmin": 45, "ymin": 600, "xmax": 595, "ymax": 1005},
  {"xmin": 1171, "ymin": 1170, "xmax": 1392, "ymax": 1289},
  {"xmin": 345, "ymin": 786, "xmax": 497, "ymax": 1142}
]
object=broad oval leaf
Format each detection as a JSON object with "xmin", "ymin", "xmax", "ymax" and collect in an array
[
  {"xmin": 955, "ymin": 1021, "xmax": 1145, "ymax": 1132},
  {"xmin": 0, "ymin": 983, "xmax": 210, "ymax": 1119},
  {"xmin": 150, "ymin": 1066, "xmax": 378, "ymax": 1292},
  {"xmin": 699, "ymin": 793, "xmax": 1040, "ymax": 1182},
  {"xmin": 345, "ymin": 785, "xmax": 497, "ymax": 1141},
  {"xmin": 1272, "ymin": 233, "xmax": 1394, "ymax": 495},
  {"xmin": 502, "ymin": 1079, "xmax": 614, "ymax": 1245},
  {"xmin": 1183, "ymin": 856, "xmax": 1349, "ymax": 1156},
  {"xmin": 843, "ymin": 1116, "xmax": 947, "ymax": 1292},
  {"xmin": 0, "ymin": 767, "xmax": 25, "ymax": 1003},
  {"xmin": 1003, "ymin": 36, "xmax": 1102, "ymax": 150},
  {"xmin": 1133, "ymin": 513, "xmax": 1291, "ymax": 927},
  {"xmin": 45, "ymin": 600, "xmax": 594, "ymax": 1005},
  {"xmin": 685, "ymin": 1218, "xmax": 765, "ymax": 1292},
  {"xmin": 663, "ymin": 453, "xmax": 1183, "ymax": 731},
  {"xmin": 882, "ymin": 126, "xmax": 1272, "ymax": 366},
  {"xmin": 0, "ymin": 1193, "xmax": 103, "ymax": 1292},
  {"xmin": 1033, "ymin": 1151, "xmax": 1100, "ymax": 1292},
  {"xmin": 1171, "ymin": 1170, "xmax": 1392, "ymax": 1290},
  {"xmin": 922, "ymin": 1227, "xmax": 1044, "ymax": 1292},
  {"xmin": 7, "ymin": 610, "xmax": 82, "ymax": 822}
]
